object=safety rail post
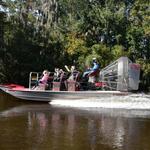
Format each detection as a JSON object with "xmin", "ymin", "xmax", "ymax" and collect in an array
[{"xmin": 29, "ymin": 72, "xmax": 39, "ymax": 89}]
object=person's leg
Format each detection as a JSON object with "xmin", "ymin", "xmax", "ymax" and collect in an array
[{"xmin": 83, "ymin": 70, "xmax": 91, "ymax": 78}]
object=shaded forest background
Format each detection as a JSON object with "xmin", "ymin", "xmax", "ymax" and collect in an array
[{"xmin": 0, "ymin": 0, "xmax": 149, "ymax": 91}]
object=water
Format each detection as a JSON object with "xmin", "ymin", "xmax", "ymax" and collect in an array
[{"xmin": 0, "ymin": 92, "xmax": 150, "ymax": 150}]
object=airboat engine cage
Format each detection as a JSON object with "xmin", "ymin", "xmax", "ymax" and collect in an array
[{"xmin": 99, "ymin": 57, "xmax": 140, "ymax": 91}]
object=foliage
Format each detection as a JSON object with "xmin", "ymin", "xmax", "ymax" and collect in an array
[
  {"xmin": 0, "ymin": 0, "xmax": 149, "ymax": 90},
  {"xmin": 65, "ymin": 32, "xmax": 87, "ymax": 55},
  {"xmin": 136, "ymin": 58, "xmax": 150, "ymax": 91},
  {"xmin": 112, "ymin": 45, "xmax": 129, "ymax": 60}
]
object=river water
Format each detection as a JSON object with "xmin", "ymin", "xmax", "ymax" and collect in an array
[{"xmin": 0, "ymin": 92, "xmax": 150, "ymax": 150}]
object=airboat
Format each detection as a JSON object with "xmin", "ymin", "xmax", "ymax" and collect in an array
[{"xmin": 0, "ymin": 57, "xmax": 140, "ymax": 102}]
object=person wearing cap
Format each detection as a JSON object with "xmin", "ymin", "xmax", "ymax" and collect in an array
[
  {"xmin": 92, "ymin": 58, "xmax": 99, "ymax": 71},
  {"xmin": 82, "ymin": 58, "xmax": 99, "ymax": 78}
]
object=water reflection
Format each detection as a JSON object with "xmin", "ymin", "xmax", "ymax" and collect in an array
[
  {"xmin": 100, "ymin": 117, "xmax": 125, "ymax": 150},
  {"xmin": 1, "ymin": 93, "xmax": 150, "ymax": 150},
  {"xmin": 88, "ymin": 119, "xmax": 97, "ymax": 150},
  {"xmin": 66, "ymin": 114, "xmax": 75, "ymax": 145},
  {"xmin": 51, "ymin": 113, "xmax": 61, "ymax": 149}
]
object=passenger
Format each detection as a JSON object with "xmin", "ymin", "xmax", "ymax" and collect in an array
[
  {"xmin": 33, "ymin": 70, "xmax": 50, "ymax": 90},
  {"xmin": 68, "ymin": 66, "xmax": 79, "ymax": 81},
  {"xmin": 39, "ymin": 70, "xmax": 50, "ymax": 85},
  {"xmin": 53, "ymin": 68, "xmax": 60, "ymax": 81},
  {"xmin": 64, "ymin": 65, "xmax": 70, "ymax": 72},
  {"xmin": 53, "ymin": 68, "xmax": 64, "ymax": 82},
  {"xmin": 71, "ymin": 65, "xmax": 75, "ymax": 72},
  {"xmin": 54, "ymin": 68, "xmax": 60, "ymax": 76},
  {"xmin": 82, "ymin": 58, "xmax": 99, "ymax": 78}
]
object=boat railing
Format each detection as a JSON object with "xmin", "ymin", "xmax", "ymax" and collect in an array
[
  {"xmin": 29, "ymin": 71, "xmax": 58, "ymax": 90},
  {"xmin": 29, "ymin": 72, "xmax": 40, "ymax": 89}
]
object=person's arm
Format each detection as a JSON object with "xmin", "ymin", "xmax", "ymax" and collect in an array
[{"xmin": 65, "ymin": 65, "xmax": 70, "ymax": 72}]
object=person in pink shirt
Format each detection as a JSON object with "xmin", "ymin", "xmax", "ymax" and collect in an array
[
  {"xmin": 32, "ymin": 70, "xmax": 50, "ymax": 90},
  {"xmin": 39, "ymin": 70, "xmax": 50, "ymax": 85}
]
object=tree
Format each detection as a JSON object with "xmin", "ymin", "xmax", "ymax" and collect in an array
[{"xmin": 0, "ymin": 0, "xmax": 149, "ymax": 90}]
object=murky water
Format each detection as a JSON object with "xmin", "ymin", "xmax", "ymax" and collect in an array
[{"xmin": 0, "ymin": 92, "xmax": 150, "ymax": 150}]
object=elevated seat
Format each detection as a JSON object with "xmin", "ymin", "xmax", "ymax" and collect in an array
[
  {"xmin": 88, "ymin": 69, "xmax": 100, "ymax": 77},
  {"xmin": 88, "ymin": 70, "xmax": 100, "ymax": 83},
  {"xmin": 67, "ymin": 71, "xmax": 80, "ymax": 91},
  {"xmin": 52, "ymin": 82, "xmax": 61, "ymax": 91},
  {"xmin": 67, "ymin": 81, "xmax": 80, "ymax": 91},
  {"xmin": 52, "ymin": 72, "xmax": 68, "ymax": 91}
]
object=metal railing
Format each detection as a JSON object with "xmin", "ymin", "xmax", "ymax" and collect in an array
[{"xmin": 29, "ymin": 72, "xmax": 40, "ymax": 89}]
